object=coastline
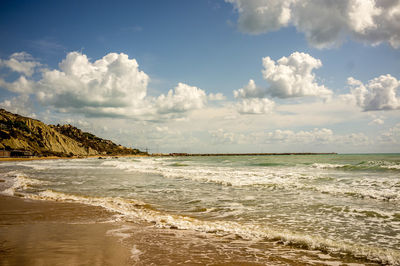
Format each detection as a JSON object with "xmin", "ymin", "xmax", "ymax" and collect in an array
[
  {"xmin": 0, "ymin": 152, "xmax": 337, "ymax": 162},
  {"xmin": 0, "ymin": 154, "xmax": 149, "ymax": 162}
]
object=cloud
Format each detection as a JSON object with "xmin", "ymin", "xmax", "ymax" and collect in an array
[
  {"xmin": 368, "ymin": 113, "xmax": 385, "ymax": 125},
  {"xmin": 209, "ymin": 128, "xmax": 248, "ymax": 144},
  {"xmin": 343, "ymin": 74, "xmax": 400, "ymax": 111},
  {"xmin": 379, "ymin": 123, "xmax": 400, "ymax": 144},
  {"xmin": 233, "ymin": 79, "xmax": 275, "ymax": 114},
  {"xmin": 0, "ymin": 51, "xmax": 210, "ymax": 120},
  {"xmin": 232, "ymin": 52, "xmax": 329, "ymax": 115},
  {"xmin": 234, "ymin": 79, "xmax": 266, "ymax": 98},
  {"xmin": 209, "ymin": 127, "xmax": 370, "ymax": 146},
  {"xmin": 36, "ymin": 52, "xmax": 149, "ymax": 110},
  {"xmin": 226, "ymin": 0, "xmax": 294, "ymax": 34},
  {"xmin": 0, "ymin": 52, "xmax": 40, "ymax": 76},
  {"xmin": 0, "ymin": 94, "xmax": 36, "ymax": 118},
  {"xmin": 227, "ymin": 0, "xmax": 400, "ymax": 49},
  {"xmin": 262, "ymin": 52, "xmax": 332, "ymax": 98},
  {"xmin": 0, "ymin": 76, "xmax": 34, "ymax": 94},
  {"xmin": 208, "ymin": 92, "xmax": 226, "ymax": 101},
  {"xmin": 236, "ymin": 98, "xmax": 274, "ymax": 114},
  {"xmin": 369, "ymin": 118, "xmax": 385, "ymax": 125},
  {"xmin": 265, "ymin": 128, "xmax": 335, "ymax": 144},
  {"xmin": 154, "ymin": 83, "xmax": 207, "ymax": 114}
]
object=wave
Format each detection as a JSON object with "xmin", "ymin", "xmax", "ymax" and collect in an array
[
  {"xmin": 102, "ymin": 159, "xmax": 326, "ymax": 186},
  {"xmin": 312, "ymin": 161, "xmax": 400, "ymax": 171},
  {"xmin": 252, "ymin": 162, "xmax": 287, "ymax": 167},
  {"xmin": 0, "ymin": 172, "xmax": 46, "ymax": 196},
  {"xmin": 306, "ymin": 182, "xmax": 400, "ymax": 202},
  {"xmin": 169, "ymin": 163, "xmax": 189, "ymax": 167},
  {"xmin": 2, "ymin": 174, "xmax": 399, "ymax": 265},
  {"xmin": 11, "ymin": 158, "xmax": 109, "ymax": 171},
  {"xmin": 102, "ymin": 159, "xmax": 400, "ymax": 201}
]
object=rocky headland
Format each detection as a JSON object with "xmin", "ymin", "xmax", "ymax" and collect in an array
[{"xmin": 0, "ymin": 109, "xmax": 146, "ymax": 157}]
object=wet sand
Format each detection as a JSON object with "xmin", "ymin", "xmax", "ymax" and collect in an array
[{"xmin": 0, "ymin": 195, "xmax": 133, "ymax": 266}]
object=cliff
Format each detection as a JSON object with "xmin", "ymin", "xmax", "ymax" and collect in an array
[{"xmin": 0, "ymin": 109, "xmax": 145, "ymax": 157}]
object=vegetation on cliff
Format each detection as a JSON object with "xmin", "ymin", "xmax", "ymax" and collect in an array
[{"xmin": 0, "ymin": 109, "xmax": 146, "ymax": 157}]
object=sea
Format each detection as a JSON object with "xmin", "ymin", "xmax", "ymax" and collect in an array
[{"xmin": 1, "ymin": 154, "xmax": 400, "ymax": 265}]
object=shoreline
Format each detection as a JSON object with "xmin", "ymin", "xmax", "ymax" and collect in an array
[
  {"xmin": 0, "ymin": 154, "xmax": 149, "ymax": 162},
  {"xmin": 0, "ymin": 152, "xmax": 338, "ymax": 162},
  {"xmin": 1, "ymin": 194, "xmax": 368, "ymax": 265}
]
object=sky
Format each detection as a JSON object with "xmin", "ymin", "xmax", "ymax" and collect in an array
[{"xmin": 0, "ymin": 0, "xmax": 399, "ymax": 153}]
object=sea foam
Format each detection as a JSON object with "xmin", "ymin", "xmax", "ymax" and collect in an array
[{"xmin": 102, "ymin": 159, "xmax": 400, "ymax": 201}]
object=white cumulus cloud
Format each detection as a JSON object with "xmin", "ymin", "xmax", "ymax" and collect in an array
[
  {"xmin": 37, "ymin": 52, "xmax": 149, "ymax": 110},
  {"xmin": 0, "ymin": 52, "xmax": 40, "ymax": 76},
  {"xmin": 227, "ymin": 0, "xmax": 400, "ymax": 49},
  {"xmin": 262, "ymin": 52, "xmax": 332, "ymax": 98},
  {"xmin": 233, "ymin": 79, "xmax": 275, "ymax": 114},
  {"xmin": 225, "ymin": 0, "xmax": 295, "ymax": 34},
  {"xmin": 0, "ymin": 51, "xmax": 211, "ymax": 120},
  {"xmin": 0, "ymin": 94, "xmax": 36, "ymax": 117},
  {"xmin": 234, "ymin": 79, "xmax": 266, "ymax": 98},
  {"xmin": 344, "ymin": 74, "xmax": 400, "ymax": 111},
  {"xmin": 155, "ymin": 83, "xmax": 207, "ymax": 114},
  {"xmin": 0, "ymin": 76, "xmax": 34, "ymax": 94},
  {"xmin": 208, "ymin": 92, "xmax": 226, "ymax": 101},
  {"xmin": 236, "ymin": 98, "xmax": 275, "ymax": 114}
]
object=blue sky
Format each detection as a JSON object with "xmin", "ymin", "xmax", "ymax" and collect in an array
[{"xmin": 0, "ymin": 0, "xmax": 399, "ymax": 153}]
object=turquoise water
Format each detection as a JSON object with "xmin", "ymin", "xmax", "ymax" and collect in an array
[{"xmin": 1, "ymin": 154, "xmax": 400, "ymax": 264}]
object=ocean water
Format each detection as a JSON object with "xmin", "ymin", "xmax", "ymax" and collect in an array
[{"xmin": 1, "ymin": 154, "xmax": 400, "ymax": 265}]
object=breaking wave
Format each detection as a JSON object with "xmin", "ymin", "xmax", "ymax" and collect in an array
[
  {"xmin": 312, "ymin": 161, "xmax": 400, "ymax": 171},
  {"xmin": 102, "ymin": 159, "xmax": 400, "ymax": 201}
]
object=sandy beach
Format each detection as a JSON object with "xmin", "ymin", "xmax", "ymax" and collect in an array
[{"xmin": 0, "ymin": 195, "xmax": 134, "ymax": 266}]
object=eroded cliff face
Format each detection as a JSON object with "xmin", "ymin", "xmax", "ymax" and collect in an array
[
  {"xmin": 0, "ymin": 109, "xmax": 143, "ymax": 157},
  {"xmin": 52, "ymin": 124, "xmax": 142, "ymax": 155}
]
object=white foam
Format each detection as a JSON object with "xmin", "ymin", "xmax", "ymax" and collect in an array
[
  {"xmin": 1, "ymin": 172, "xmax": 44, "ymax": 196},
  {"xmin": 106, "ymin": 225, "xmax": 134, "ymax": 241},
  {"xmin": 311, "ymin": 163, "xmax": 346, "ymax": 169},
  {"xmin": 130, "ymin": 245, "xmax": 142, "ymax": 261},
  {"xmin": 102, "ymin": 159, "xmax": 400, "ymax": 201},
  {"xmin": 16, "ymin": 163, "xmax": 50, "ymax": 170},
  {"xmin": 383, "ymin": 164, "xmax": 400, "ymax": 170}
]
